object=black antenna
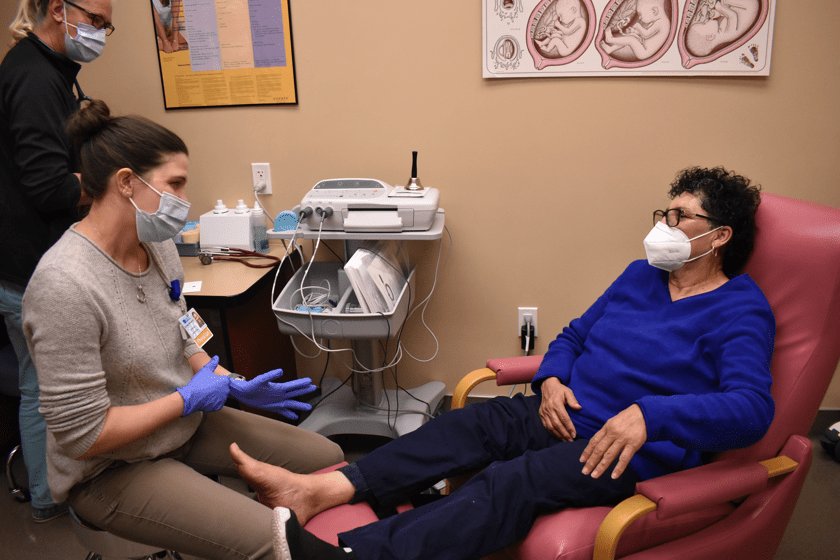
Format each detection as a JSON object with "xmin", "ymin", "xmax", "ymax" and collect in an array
[{"xmin": 405, "ymin": 151, "xmax": 424, "ymax": 191}]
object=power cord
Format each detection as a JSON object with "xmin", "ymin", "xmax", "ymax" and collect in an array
[
  {"xmin": 509, "ymin": 313, "xmax": 535, "ymax": 398},
  {"xmin": 522, "ymin": 313, "xmax": 534, "ymax": 354},
  {"xmin": 270, "ymin": 214, "xmax": 306, "ymax": 309},
  {"xmin": 254, "ymin": 192, "xmax": 275, "ymax": 224},
  {"xmin": 297, "ymin": 212, "xmax": 327, "ymax": 306},
  {"xmin": 400, "ymin": 225, "xmax": 452, "ymax": 363}
]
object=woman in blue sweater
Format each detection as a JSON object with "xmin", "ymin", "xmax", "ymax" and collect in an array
[{"xmin": 231, "ymin": 167, "xmax": 774, "ymax": 560}]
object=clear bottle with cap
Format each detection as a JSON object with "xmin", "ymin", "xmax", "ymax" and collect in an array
[
  {"xmin": 234, "ymin": 199, "xmax": 249, "ymax": 214},
  {"xmin": 251, "ymin": 201, "xmax": 269, "ymax": 254}
]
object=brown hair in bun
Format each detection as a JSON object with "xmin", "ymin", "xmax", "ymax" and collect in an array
[{"xmin": 66, "ymin": 99, "xmax": 188, "ymax": 200}]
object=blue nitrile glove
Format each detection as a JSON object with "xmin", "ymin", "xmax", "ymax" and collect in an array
[
  {"xmin": 176, "ymin": 356, "xmax": 230, "ymax": 416},
  {"xmin": 227, "ymin": 368, "xmax": 316, "ymax": 420}
]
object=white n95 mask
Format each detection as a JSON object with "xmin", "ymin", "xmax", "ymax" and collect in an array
[
  {"xmin": 129, "ymin": 174, "xmax": 190, "ymax": 243},
  {"xmin": 643, "ymin": 221, "xmax": 722, "ymax": 272}
]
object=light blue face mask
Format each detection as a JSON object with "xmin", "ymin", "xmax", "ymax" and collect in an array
[
  {"xmin": 64, "ymin": 5, "xmax": 106, "ymax": 63},
  {"xmin": 129, "ymin": 174, "xmax": 191, "ymax": 243}
]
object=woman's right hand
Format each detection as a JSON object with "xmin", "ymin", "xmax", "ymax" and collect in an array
[
  {"xmin": 77, "ymin": 358, "xmax": 225, "ymax": 459},
  {"xmin": 176, "ymin": 356, "xmax": 230, "ymax": 416},
  {"xmin": 539, "ymin": 377, "xmax": 582, "ymax": 441}
]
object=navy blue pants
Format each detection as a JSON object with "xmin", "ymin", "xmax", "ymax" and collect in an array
[{"xmin": 338, "ymin": 394, "xmax": 640, "ymax": 560}]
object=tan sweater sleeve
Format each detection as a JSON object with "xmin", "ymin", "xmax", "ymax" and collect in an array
[{"xmin": 23, "ymin": 264, "xmax": 111, "ymax": 460}]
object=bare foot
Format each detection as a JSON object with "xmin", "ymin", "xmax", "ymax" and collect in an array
[{"xmin": 229, "ymin": 442, "xmax": 353, "ymax": 525}]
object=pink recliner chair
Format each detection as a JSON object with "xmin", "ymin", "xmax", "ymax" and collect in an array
[{"xmin": 304, "ymin": 193, "xmax": 840, "ymax": 560}]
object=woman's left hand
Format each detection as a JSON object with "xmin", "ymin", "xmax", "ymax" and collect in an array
[
  {"xmin": 227, "ymin": 369, "xmax": 316, "ymax": 420},
  {"xmin": 579, "ymin": 403, "xmax": 647, "ymax": 480}
]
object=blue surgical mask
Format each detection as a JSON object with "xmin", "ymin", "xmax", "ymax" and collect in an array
[
  {"xmin": 129, "ymin": 174, "xmax": 191, "ymax": 243},
  {"xmin": 64, "ymin": 5, "xmax": 106, "ymax": 63}
]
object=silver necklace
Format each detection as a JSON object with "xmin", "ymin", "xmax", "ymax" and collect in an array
[{"xmin": 89, "ymin": 220, "xmax": 146, "ymax": 303}]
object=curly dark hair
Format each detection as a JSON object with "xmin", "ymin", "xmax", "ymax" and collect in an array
[{"xmin": 668, "ymin": 166, "xmax": 762, "ymax": 275}]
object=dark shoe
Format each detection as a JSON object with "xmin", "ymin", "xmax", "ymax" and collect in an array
[
  {"xmin": 32, "ymin": 501, "xmax": 69, "ymax": 523},
  {"xmin": 272, "ymin": 507, "xmax": 355, "ymax": 560}
]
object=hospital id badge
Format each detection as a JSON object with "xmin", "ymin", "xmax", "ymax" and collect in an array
[{"xmin": 179, "ymin": 308, "xmax": 213, "ymax": 347}]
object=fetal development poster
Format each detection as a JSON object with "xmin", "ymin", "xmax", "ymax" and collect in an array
[{"xmin": 483, "ymin": 0, "xmax": 776, "ymax": 77}]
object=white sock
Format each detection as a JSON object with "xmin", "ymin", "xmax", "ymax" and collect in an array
[{"xmin": 272, "ymin": 507, "xmax": 292, "ymax": 560}]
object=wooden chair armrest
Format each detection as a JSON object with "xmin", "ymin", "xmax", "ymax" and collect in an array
[
  {"xmin": 451, "ymin": 368, "xmax": 498, "ymax": 410},
  {"xmin": 593, "ymin": 495, "xmax": 658, "ymax": 560},
  {"xmin": 592, "ymin": 455, "xmax": 799, "ymax": 560}
]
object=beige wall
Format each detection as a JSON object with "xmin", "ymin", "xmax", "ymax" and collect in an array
[{"xmin": 5, "ymin": 2, "xmax": 839, "ymax": 406}]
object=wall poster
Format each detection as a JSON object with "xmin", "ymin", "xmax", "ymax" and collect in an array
[
  {"xmin": 151, "ymin": 0, "xmax": 297, "ymax": 109},
  {"xmin": 483, "ymin": 0, "xmax": 776, "ymax": 78}
]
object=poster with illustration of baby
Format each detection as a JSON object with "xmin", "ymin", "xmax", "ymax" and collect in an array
[{"xmin": 484, "ymin": 0, "xmax": 775, "ymax": 77}]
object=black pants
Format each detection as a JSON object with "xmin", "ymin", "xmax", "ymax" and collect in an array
[{"xmin": 339, "ymin": 394, "xmax": 640, "ymax": 560}]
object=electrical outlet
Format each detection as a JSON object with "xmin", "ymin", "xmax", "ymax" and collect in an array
[
  {"xmin": 251, "ymin": 163, "xmax": 272, "ymax": 194},
  {"xmin": 517, "ymin": 307, "xmax": 538, "ymax": 338}
]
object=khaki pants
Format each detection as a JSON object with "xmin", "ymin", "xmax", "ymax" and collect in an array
[{"xmin": 68, "ymin": 406, "xmax": 344, "ymax": 560}]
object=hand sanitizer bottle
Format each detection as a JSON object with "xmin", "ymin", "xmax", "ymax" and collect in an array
[{"xmin": 251, "ymin": 202, "xmax": 269, "ymax": 254}]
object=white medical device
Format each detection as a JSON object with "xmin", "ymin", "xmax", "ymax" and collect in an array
[
  {"xmin": 199, "ymin": 199, "xmax": 254, "ymax": 251},
  {"xmin": 297, "ymin": 178, "xmax": 440, "ymax": 233}
]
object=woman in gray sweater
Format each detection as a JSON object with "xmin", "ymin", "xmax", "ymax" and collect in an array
[{"xmin": 22, "ymin": 99, "xmax": 343, "ymax": 560}]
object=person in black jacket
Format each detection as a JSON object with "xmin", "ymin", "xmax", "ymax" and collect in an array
[{"xmin": 0, "ymin": 0, "xmax": 112, "ymax": 523}]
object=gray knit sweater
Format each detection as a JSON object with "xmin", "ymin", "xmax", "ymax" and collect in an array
[{"xmin": 22, "ymin": 227, "xmax": 205, "ymax": 502}]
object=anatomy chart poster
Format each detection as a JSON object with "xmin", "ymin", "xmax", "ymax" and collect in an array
[
  {"xmin": 152, "ymin": 0, "xmax": 297, "ymax": 109},
  {"xmin": 483, "ymin": 0, "xmax": 776, "ymax": 77}
]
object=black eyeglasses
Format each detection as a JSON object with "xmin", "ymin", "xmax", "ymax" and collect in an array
[
  {"xmin": 65, "ymin": 0, "xmax": 115, "ymax": 36},
  {"xmin": 653, "ymin": 208, "xmax": 718, "ymax": 227}
]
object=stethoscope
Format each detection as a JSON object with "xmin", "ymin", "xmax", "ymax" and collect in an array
[
  {"xmin": 198, "ymin": 247, "xmax": 282, "ymax": 269},
  {"xmin": 75, "ymin": 79, "xmax": 92, "ymax": 103}
]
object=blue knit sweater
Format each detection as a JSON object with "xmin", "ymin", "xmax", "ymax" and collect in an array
[{"xmin": 532, "ymin": 260, "xmax": 775, "ymax": 481}]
